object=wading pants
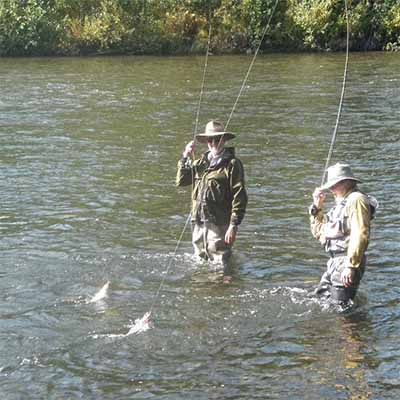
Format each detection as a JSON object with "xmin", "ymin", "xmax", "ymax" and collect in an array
[
  {"xmin": 315, "ymin": 255, "xmax": 366, "ymax": 303},
  {"xmin": 192, "ymin": 222, "xmax": 232, "ymax": 264}
]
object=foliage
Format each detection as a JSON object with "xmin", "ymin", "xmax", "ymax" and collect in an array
[
  {"xmin": 382, "ymin": 2, "xmax": 400, "ymax": 51},
  {"xmin": 287, "ymin": 0, "xmax": 337, "ymax": 50},
  {"xmin": 0, "ymin": 0, "xmax": 399, "ymax": 56},
  {"xmin": 0, "ymin": 0, "xmax": 61, "ymax": 55},
  {"xmin": 61, "ymin": 0, "xmax": 127, "ymax": 54}
]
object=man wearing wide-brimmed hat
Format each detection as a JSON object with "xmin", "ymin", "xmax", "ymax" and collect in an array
[
  {"xmin": 176, "ymin": 120, "xmax": 248, "ymax": 264},
  {"xmin": 309, "ymin": 163, "xmax": 377, "ymax": 305}
]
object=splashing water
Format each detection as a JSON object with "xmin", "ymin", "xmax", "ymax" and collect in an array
[
  {"xmin": 88, "ymin": 282, "xmax": 151, "ymax": 339},
  {"xmin": 88, "ymin": 281, "xmax": 110, "ymax": 303},
  {"xmin": 91, "ymin": 311, "xmax": 151, "ymax": 339},
  {"xmin": 127, "ymin": 312, "xmax": 151, "ymax": 335}
]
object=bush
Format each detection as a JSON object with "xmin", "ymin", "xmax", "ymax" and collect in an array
[
  {"xmin": 287, "ymin": 0, "xmax": 346, "ymax": 51},
  {"xmin": 0, "ymin": 0, "xmax": 399, "ymax": 55},
  {"xmin": 383, "ymin": 3, "xmax": 400, "ymax": 51},
  {"xmin": 0, "ymin": 0, "xmax": 62, "ymax": 56},
  {"xmin": 59, "ymin": 0, "xmax": 126, "ymax": 54}
]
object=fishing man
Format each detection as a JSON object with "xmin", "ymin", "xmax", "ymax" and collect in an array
[
  {"xmin": 176, "ymin": 120, "xmax": 248, "ymax": 264},
  {"xmin": 309, "ymin": 163, "xmax": 376, "ymax": 304}
]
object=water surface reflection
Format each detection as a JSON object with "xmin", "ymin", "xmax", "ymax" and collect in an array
[{"xmin": 0, "ymin": 53, "xmax": 399, "ymax": 399}]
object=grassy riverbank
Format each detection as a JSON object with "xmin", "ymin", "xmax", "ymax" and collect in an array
[{"xmin": 0, "ymin": 0, "xmax": 399, "ymax": 56}]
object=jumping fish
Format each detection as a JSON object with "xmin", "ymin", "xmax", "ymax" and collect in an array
[
  {"xmin": 126, "ymin": 311, "xmax": 151, "ymax": 335},
  {"xmin": 89, "ymin": 281, "xmax": 110, "ymax": 303}
]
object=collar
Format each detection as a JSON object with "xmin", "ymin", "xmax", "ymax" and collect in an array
[
  {"xmin": 203, "ymin": 147, "xmax": 235, "ymax": 161},
  {"xmin": 204, "ymin": 147, "xmax": 235, "ymax": 168},
  {"xmin": 334, "ymin": 187, "xmax": 356, "ymax": 204}
]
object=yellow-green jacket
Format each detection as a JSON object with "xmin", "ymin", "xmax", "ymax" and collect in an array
[
  {"xmin": 310, "ymin": 189, "xmax": 372, "ymax": 269},
  {"xmin": 176, "ymin": 147, "xmax": 247, "ymax": 226}
]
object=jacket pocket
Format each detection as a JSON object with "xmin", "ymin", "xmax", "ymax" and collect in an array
[{"xmin": 206, "ymin": 178, "xmax": 226, "ymax": 204}]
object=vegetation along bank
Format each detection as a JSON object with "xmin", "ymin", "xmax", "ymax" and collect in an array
[{"xmin": 0, "ymin": 0, "xmax": 399, "ymax": 56}]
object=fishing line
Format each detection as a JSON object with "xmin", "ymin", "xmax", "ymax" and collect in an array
[
  {"xmin": 148, "ymin": 212, "xmax": 192, "ymax": 315},
  {"xmin": 193, "ymin": 18, "xmax": 212, "ymax": 139},
  {"xmin": 225, "ymin": 0, "xmax": 280, "ymax": 131},
  {"xmin": 147, "ymin": 17, "xmax": 213, "ymax": 317},
  {"xmin": 321, "ymin": 0, "xmax": 350, "ymax": 186},
  {"xmin": 212, "ymin": 0, "xmax": 280, "ymax": 154}
]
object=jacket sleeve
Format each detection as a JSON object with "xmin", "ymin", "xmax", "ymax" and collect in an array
[
  {"xmin": 176, "ymin": 157, "xmax": 194, "ymax": 187},
  {"xmin": 310, "ymin": 210, "xmax": 326, "ymax": 245},
  {"xmin": 229, "ymin": 159, "xmax": 248, "ymax": 226},
  {"xmin": 346, "ymin": 194, "xmax": 371, "ymax": 268}
]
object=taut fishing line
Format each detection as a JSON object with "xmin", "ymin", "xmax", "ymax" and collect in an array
[
  {"xmin": 213, "ymin": 0, "xmax": 280, "ymax": 152},
  {"xmin": 225, "ymin": 0, "xmax": 280, "ymax": 131},
  {"xmin": 148, "ymin": 19, "xmax": 214, "ymax": 319},
  {"xmin": 193, "ymin": 18, "xmax": 212, "ymax": 139},
  {"xmin": 321, "ymin": 0, "xmax": 350, "ymax": 186},
  {"xmin": 127, "ymin": 16, "xmax": 214, "ymax": 333}
]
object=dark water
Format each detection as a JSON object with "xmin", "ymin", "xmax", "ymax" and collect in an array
[{"xmin": 0, "ymin": 53, "xmax": 399, "ymax": 399}]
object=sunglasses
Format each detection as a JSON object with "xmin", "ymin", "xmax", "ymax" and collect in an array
[{"xmin": 207, "ymin": 136, "xmax": 223, "ymax": 143}]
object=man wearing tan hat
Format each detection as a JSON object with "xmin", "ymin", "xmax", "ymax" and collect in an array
[
  {"xmin": 176, "ymin": 120, "xmax": 248, "ymax": 264},
  {"xmin": 309, "ymin": 163, "xmax": 377, "ymax": 305}
]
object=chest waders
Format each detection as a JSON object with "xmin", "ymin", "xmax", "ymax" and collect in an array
[
  {"xmin": 192, "ymin": 160, "xmax": 232, "ymax": 262},
  {"xmin": 317, "ymin": 193, "xmax": 366, "ymax": 303},
  {"xmin": 200, "ymin": 176, "xmax": 212, "ymax": 260},
  {"xmin": 324, "ymin": 197, "xmax": 350, "ymax": 255},
  {"xmin": 191, "ymin": 167, "xmax": 212, "ymax": 260}
]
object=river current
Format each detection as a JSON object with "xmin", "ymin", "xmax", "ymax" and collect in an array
[{"xmin": 0, "ymin": 53, "xmax": 399, "ymax": 399}]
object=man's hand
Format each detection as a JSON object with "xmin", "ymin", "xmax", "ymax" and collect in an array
[
  {"xmin": 312, "ymin": 187, "xmax": 326, "ymax": 210},
  {"xmin": 183, "ymin": 140, "xmax": 195, "ymax": 158},
  {"xmin": 225, "ymin": 225, "xmax": 237, "ymax": 245},
  {"xmin": 341, "ymin": 267, "xmax": 355, "ymax": 288}
]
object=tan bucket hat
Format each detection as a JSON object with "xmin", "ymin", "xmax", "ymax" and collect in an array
[
  {"xmin": 321, "ymin": 163, "xmax": 362, "ymax": 190},
  {"xmin": 195, "ymin": 120, "xmax": 236, "ymax": 143}
]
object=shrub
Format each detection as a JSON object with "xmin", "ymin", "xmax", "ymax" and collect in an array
[
  {"xmin": 61, "ymin": 0, "xmax": 126, "ymax": 54},
  {"xmin": 0, "ymin": 0, "xmax": 61, "ymax": 56},
  {"xmin": 383, "ymin": 3, "xmax": 400, "ymax": 50},
  {"xmin": 0, "ymin": 0, "xmax": 399, "ymax": 55}
]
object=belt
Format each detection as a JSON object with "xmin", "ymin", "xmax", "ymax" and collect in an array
[{"xmin": 328, "ymin": 251, "xmax": 346, "ymax": 258}]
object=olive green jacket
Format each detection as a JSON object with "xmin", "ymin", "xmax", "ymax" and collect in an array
[{"xmin": 176, "ymin": 147, "xmax": 247, "ymax": 226}]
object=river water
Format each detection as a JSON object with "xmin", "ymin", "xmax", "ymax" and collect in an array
[{"xmin": 0, "ymin": 53, "xmax": 399, "ymax": 399}]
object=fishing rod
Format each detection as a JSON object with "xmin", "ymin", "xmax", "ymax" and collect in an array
[
  {"xmin": 321, "ymin": 0, "xmax": 350, "ymax": 186},
  {"xmin": 193, "ymin": 15, "xmax": 213, "ymax": 139}
]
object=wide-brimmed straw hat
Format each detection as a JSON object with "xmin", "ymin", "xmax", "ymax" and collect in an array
[
  {"xmin": 321, "ymin": 163, "xmax": 362, "ymax": 191},
  {"xmin": 195, "ymin": 120, "xmax": 236, "ymax": 144}
]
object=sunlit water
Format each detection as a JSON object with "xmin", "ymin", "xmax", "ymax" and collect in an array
[{"xmin": 0, "ymin": 53, "xmax": 399, "ymax": 399}]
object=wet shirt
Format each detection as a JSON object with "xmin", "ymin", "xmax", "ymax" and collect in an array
[
  {"xmin": 176, "ymin": 147, "xmax": 247, "ymax": 226},
  {"xmin": 310, "ymin": 189, "xmax": 371, "ymax": 269}
]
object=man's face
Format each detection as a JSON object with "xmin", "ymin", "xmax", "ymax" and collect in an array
[
  {"xmin": 330, "ymin": 180, "xmax": 349, "ymax": 197},
  {"xmin": 207, "ymin": 136, "xmax": 225, "ymax": 154}
]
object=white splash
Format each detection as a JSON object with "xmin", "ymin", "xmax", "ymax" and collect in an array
[
  {"xmin": 91, "ymin": 311, "xmax": 151, "ymax": 339},
  {"xmin": 88, "ymin": 281, "xmax": 110, "ymax": 303},
  {"xmin": 126, "ymin": 312, "xmax": 151, "ymax": 335}
]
